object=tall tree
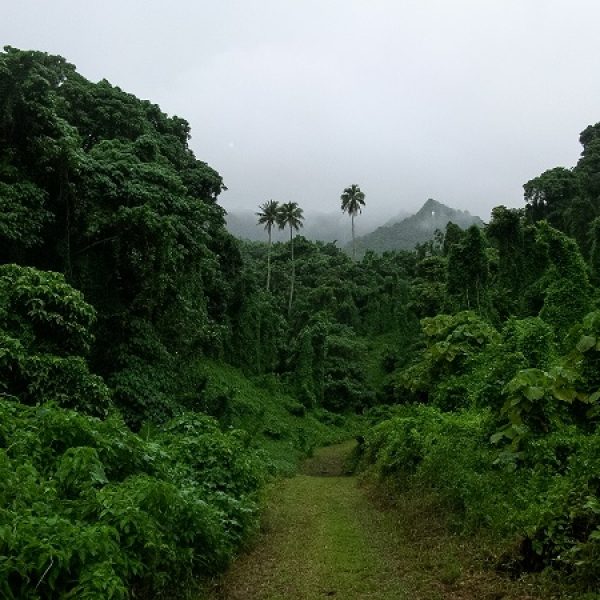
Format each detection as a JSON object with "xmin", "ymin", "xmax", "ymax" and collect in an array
[
  {"xmin": 0, "ymin": 47, "xmax": 241, "ymax": 425},
  {"xmin": 446, "ymin": 225, "xmax": 490, "ymax": 315},
  {"xmin": 523, "ymin": 167, "xmax": 579, "ymax": 229},
  {"xmin": 575, "ymin": 122, "xmax": 600, "ymax": 201},
  {"xmin": 340, "ymin": 184, "xmax": 366, "ymax": 260},
  {"xmin": 276, "ymin": 201, "xmax": 304, "ymax": 316},
  {"xmin": 486, "ymin": 206, "xmax": 524, "ymax": 314},
  {"xmin": 256, "ymin": 199, "xmax": 280, "ymax": 291},
  {"xmin": 589, "ymin": 216, "xmax": 600, "ymax": 287}
]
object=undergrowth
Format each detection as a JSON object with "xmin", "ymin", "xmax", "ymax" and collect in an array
[
  {"xmin": 356, "ymin": 404, "xmax": 600, "ymax": 594},
  {"xmin": 0, "ymin": 356, "xmax": 356, "ymax": 599},
  {"xmin": 195, "ymin": 359, "xmax": 358, "ymax": 474},
  {"xmin": 0, "ymin": 401, "xmax": 266, "ymax": 599}
]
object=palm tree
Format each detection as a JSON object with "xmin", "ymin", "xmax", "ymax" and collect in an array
[
  {"xmin": 276, "ymin": 201, "xmax": 304, "ymax": 316},
  {"xmin": 340, "ymin": 184, "xmax": 366, "ymax": 260},
  {"xmin": 256, "ymin": 199, "xmax": 280, "ymax": 291}
]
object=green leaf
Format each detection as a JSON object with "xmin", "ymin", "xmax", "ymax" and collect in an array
[
  {"xmin": 552, "ymin": 387, "xmax": 578, "ymax": 403},
  {"xmin": 587, "ymin": 404, "xmax": 600, "ymax": 419},
  {"xmin": 489, "ymin": 431, "xmax": 505, "ymax": 444},
  {"xmin": 588, "ymin": 390, "xmax": 600, "ymax": 403},
  {"xmin": 589, "ymin": 529, "xmax": 600, "ymax": 541},
  {"xmin": 577, "ymin": 335, "xmax": 597, "ymax": 353},
  {"xmin": 523, "ymin": 386, "xmax": 545, "ymax": 402}
]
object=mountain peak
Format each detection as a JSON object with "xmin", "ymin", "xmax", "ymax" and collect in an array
[
  {"xmin": 350, "ymin": 198, "xmax": 484, "ymax": 255},
  {"xmin": 415, "ymin": 198, "xmax": 472, "ymax": 219},
  {"xmin": 420, "ymin": 197, "xmax": 442, "ymax": 211}
]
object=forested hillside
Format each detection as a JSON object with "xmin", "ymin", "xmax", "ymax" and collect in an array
[
  {"xmin": 3, "ymin": 46, "xmax": 600, "ymax": 598},
  {"xmin": 349, "ymin": 197, "xmax": 485, "ymax": 256}
]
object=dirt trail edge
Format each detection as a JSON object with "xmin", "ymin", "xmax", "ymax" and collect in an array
[{"xmin": 208, "ymin": 441, "xmax": 408, "ymax": 600}]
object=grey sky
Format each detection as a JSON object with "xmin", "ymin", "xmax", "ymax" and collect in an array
[{"xmin": 4, "ymin": 1, "xmax": 600, "ymax": 224}]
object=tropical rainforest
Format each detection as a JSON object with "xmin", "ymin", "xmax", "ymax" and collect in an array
[{"xmin": 2, "ymin": 46, "xmax": 600, "ymax": 598}]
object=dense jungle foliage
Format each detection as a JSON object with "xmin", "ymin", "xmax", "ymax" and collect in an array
[{"xmin": 3, "ymin": 46, "xmax": 600, "ymax": 597}]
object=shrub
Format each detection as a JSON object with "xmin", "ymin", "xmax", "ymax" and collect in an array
[
  {"xmin": 358, "ymin": 403, "xmax": 600, "ymax": 584},
  {"xmin": 0, "ymin": 265, "xmax": 110, "ymax": 417},
  {"xmin": 360, "ymin": 407, "xmax": 508, "ymax": 529},
  {"xmin": 0, "ymin": 401, "xmax": 268, "ymax": 599}
]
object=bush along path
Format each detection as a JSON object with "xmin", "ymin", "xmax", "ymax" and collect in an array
[{"xmin": 208, "ymin": 441, "xmax": 561, "ymax": 600}]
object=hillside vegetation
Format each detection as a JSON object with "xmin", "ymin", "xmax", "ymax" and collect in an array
[
  {"xmin": 350, "ymin": 197, "xmax": 485, "ymax": 256},
  {"xmin": 3, "ymin": 46, "xmax": 600, "ymax": 598}
]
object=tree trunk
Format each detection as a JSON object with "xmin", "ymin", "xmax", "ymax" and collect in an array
[
  {"xmin": 352, "ymin": 213, "xmax": 356, "ymax": 261},
  {"xmin": 266, "ymin": 228, "xmax": 272, "ymax": 291},
  {"xmin": 288, "ymin": 226, "xmax": 294, "ymax": 317}
]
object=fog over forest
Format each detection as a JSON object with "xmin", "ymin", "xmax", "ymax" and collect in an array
[{"xmin": 4, "ymin": 1, "xmax": 600, "ymax": 221}]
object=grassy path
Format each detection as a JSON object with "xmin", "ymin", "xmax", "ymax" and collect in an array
[
  {"xmin": 208, "ymin": 443, "xmax": 553, "ymax": 600},
  {"xmin": 208, "ymin": 442, "xmax": 408, "ymax": 600}
]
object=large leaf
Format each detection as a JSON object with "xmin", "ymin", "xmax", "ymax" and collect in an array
[
  {"xmin": 576, "ymin": 334, "xmax": 597, "ymax": 353},
  {"xmin": 523, "ymin": 386, "xmax": 545, "ymax": 402},
  {"xmin": 551, "ymin": 387, "xmax": 577, "ymax": 403}
]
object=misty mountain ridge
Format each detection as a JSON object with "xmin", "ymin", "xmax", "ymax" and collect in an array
[
  {"xmin": 349, "ymin": 198, "xmax": 485, "ymax": 255},
  {"xmin": 225, "ymin": 199, "xmax": 483, "ymax": 252}
]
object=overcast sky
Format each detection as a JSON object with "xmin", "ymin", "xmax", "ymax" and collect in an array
[{"xmin": 4, "ymin": 1, "xmax": 600, "ymax": 223}]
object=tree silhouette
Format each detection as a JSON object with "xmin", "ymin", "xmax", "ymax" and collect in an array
[
  {"xmin": 276, "ymin": 201, "xmax": 304, "ymax": 316},
  {"xmin": 341, "ymin": 184, "xmax": 366, "ymax": 260},
  {"xmin": 256, "ymin": 199, "xmax": 280, "ymax": 291}
]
